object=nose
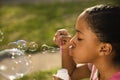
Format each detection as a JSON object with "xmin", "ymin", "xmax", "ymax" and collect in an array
[
  {"xmin": 69, "ymin": 37, "xmax": 76, "ymax": 56},
  {"xmin": 70, "ymin": 36, "xmax": 76, "ymax": 48}
]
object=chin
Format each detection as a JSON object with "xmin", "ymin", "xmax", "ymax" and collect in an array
[{"xmin": 73, "ymin": 58, "xmax": 87, "ymax": 64}]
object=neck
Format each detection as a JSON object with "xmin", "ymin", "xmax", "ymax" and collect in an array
[{"xmin": 93, "ymin": 58, "xmax": 120, "ymax": 80}]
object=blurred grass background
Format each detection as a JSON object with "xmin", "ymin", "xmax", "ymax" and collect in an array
[
  {"xmin": 17, "ymin": 68, "xmax": 59, "ymax": 80},
  {"xmin": 0, "ymin": 0, "xmax": 120, "ymax": 80},
  {"xmin": 0, "ymin": 0, "xmax": 119, "ymax": 50}
]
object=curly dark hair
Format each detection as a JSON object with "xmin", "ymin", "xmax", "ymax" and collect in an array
[{"xmin": 83, "ymin": 4, "xmax": 120, "ymax": 65}]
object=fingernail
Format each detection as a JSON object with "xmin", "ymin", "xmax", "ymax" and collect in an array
[{"xmin": 69, "ymin": 45, "xmax": 73, "ymax": 49}]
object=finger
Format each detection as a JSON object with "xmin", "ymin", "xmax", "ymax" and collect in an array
[
  {"xmin": 61, "ymin": 36, "xmax": 71, "ymax": 45},
  {"xmin": 53, "ymin": 37, "xmax": 60, "ymax": 46},
  {"xmin": 53, "ymin": 29, "xmax": 71, "ymax": 46},
  {"xmin": 57, "ymin": 29, "xmax": 69, "ymax": 36},
  {"xmin": 53, "ymin": 75, "xmax": 63, "ymax": 80}
]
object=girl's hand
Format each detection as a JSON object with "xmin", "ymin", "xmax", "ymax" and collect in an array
[{"xmin": 53, "ymin": 29, "xmax": 72, "ymax": 49}]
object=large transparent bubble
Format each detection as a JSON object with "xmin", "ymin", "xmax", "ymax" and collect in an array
[
  {"xmin": 8, "ymin": 42, "xmax": 18, "ymax": 49},
  {"xmin": 0, "ymin": 48, "xmax": 31, "ymax": 80}
]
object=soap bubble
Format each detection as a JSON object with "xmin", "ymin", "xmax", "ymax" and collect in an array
[
  {"xmin": 7, "ymin": 40, "xmax": 28, "ymax": 51},
  {"xmin": 48, "ymin": 46, "xmax": 56, "ymax": 53},
  {"xmin": 41, "ymin": 44, "xmax": 49, "ymax": 53},
  {"xmin": 0, "ymin": 48, "xmax": 31, "ymax": 80},
  {"xmin": 8, "ymin": 42, "xmax": 18, "ymax": 49},
  {"xmin": 41, "ymin": 44, "xmax": 57, "ymax": 53},
  {"xmin": 0, "ymin": 30, "xmax": 4, "ymax": 42},
  {"xmin": 16, "ymin": 40, "xmax": 28, "ymax": 51},
  {"xmin": 28, "ymin": 42, "xmax": 38, "ymax": 52}
]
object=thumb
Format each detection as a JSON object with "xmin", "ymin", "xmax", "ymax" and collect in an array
[{"xmin": 53, "ymin": 74, "xmax": 63, "ymax": 80}]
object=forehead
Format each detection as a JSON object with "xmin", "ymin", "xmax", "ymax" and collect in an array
[
  {"xmin": 76, "ymin": 13, "xmax": 90, "ymax": 32},
  {"xmin": 75, "ymin": 13, "xmax": 99, "ymax": 40}
]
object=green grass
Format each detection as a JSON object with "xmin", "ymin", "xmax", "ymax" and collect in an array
[
  {"xmin": 16, "ymin": 68, "xmax": 59, "ymax": 80},
  {"xmin": 0, "ymin": 0, "xmax": 117, "ymax": 50},
  {"xmin": 16, "ymin": 68, "xmax": 90, "ymax": 80}
]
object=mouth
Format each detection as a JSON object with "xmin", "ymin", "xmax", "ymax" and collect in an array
[
  {"xmin": 69, "ymin": 45, "xmax": 78, "ymax": 63},
  {"xmin": 68, "ymin": 45, "xmax": 73, "ymax": 56}
]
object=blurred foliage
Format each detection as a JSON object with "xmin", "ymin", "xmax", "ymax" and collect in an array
[
  {"xmin": 16, "ymin": 67, "xmax": 90, "ymax": 80},
  {"xmin": 0, "ymin": 0, "xmax": 119, "ymax": 51},
  {"xmin": 16, "ymin": 68, "xmax": 59, "ymax": 80},
  {"xmin": 113, "ymin": 0, "xmax": 120, "ymax": 5}
]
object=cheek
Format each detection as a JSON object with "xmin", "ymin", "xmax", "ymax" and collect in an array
[{"xmin": 71, "ymin": 43, "xmax": 99, "ymax": 63}]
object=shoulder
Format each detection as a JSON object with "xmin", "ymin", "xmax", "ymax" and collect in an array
[
  {"xmin": 110, "ymin": 72, "xmax": 120, "ymax": 80},
  {"xmin": 88, "ymin": 63, "xmax": 99, "ymax": 80}
]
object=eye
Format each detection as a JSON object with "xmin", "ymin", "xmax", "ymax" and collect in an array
[{"xmin": 77, "ymin": 37, "xmax": 82, "ymax": 41}]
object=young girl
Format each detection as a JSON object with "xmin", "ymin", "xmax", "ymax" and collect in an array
[{"xmin": 53, "ymin": 4, "xmax": 120, "ymax": 80}]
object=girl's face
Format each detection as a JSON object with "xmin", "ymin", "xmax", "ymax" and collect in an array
[{"xmin": 70, "ymin": 14, "xmax": 102, "ymax": 64}]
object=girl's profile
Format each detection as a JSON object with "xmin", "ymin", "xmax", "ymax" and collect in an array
[{"xmin": 53, "ymin": 4, "xmax": 120, "ymax": 80}]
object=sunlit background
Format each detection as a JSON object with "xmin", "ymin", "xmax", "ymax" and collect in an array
[{"xmin": 0, "ymin": 0, "xmax": 120, "ymax": 80}]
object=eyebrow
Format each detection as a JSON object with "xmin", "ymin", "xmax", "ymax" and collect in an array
[{"xmin": 75, "ymin": 29, "xmax": 83, "ymax": 34}]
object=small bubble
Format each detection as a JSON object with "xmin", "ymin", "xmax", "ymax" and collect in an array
[
  {"xmin": 48, "ymin": 46, "xmax": 56, "ymax": 53},
  {"xmin": 41, "ymin": 44, "xmax": 49, "ymax": 51},
  {"xmin": 41, "ymin": 44, "xmax": 49, "ymax": 53},
  {"xmin": 28, "ymin": 42, "xmax": 38, "ymax": 52},
  {"xmin": 41, "ymin": 44, "xmax": 57, "ymax": 53},
  {"xmin": 16, "ymin": 40, "xmax": 28, "ymax": 51}
]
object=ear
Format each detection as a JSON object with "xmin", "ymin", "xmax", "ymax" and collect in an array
[{"xmin": 99, "ymin": 43, "xmax": 112, "ymax": 56}]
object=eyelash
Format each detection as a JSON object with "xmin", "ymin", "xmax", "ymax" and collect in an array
[{"xmin": 77, "ymin": 37, "xmax": 82, "ymax": 41}]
